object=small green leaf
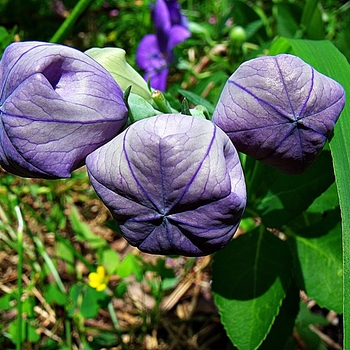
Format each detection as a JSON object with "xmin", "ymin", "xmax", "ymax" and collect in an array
[
  {"xmin": 177, "ymin": 89, "xmax": 215, "ymax": 115},
  {"xmin": 0, "ymin": 293, "xmax": 14, "ymax": 311},
  {"xmin": 44, "ymin": 284, "xmax": 68, "ymax": 306},
  {"xmin": 212, "ymin": 227, "xmax": 293, "ymax": 350},
  {"xmin": 181, "ymin": 97, "xmax": 191, "ymax": 115},
  {"xmin": 80, "ymin": 286, "xmax": 110, "ymax": 319},
  {"xmin": 116, "ymin": 254, "xmax": 143, "ymax": 281},
  {"xmin": 69, "ymin": 205, "xmax": 106, "ymax": 249},
  {"xmin": 99, "ymin": 248, "xmax": 120, "ymax": 275},
  {"xmin": 27, "ymin": 323, "xmax": 41, "ymax": 343},
  {"xmin": 67, "ymin": 283, "xmax": 84, "ymax": 317}
]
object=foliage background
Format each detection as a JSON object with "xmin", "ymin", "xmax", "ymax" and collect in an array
[{"xmin": 0, "ymin": 0, "xmax": 349, "ymax": 349}]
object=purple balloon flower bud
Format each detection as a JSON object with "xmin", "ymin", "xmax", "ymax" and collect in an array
[
  {"xmin": 86, "ymin": 114, "xmax": 246, "ymax": 256},
  {"xmin": 212, "ymin": 54, "xmax": 346, "ymax": 174},
  {"xmin": 0, "ymin": 41, "xmax": 128, "ymax": 178}
]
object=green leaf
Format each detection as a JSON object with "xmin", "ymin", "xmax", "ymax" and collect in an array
[
  {"xmin": 126, "ymin": 92, "xmax": 160, "ymax": 125},
  {"xmin": 301, "ymin": 0, "xmax": 325, "ymax": 40},
  {"xmin": 99, "ymin": 248, "xmax": 120, "ymax": 275},
  {"xmin": 177, "ymin": 89, "xmax": 215, "ymax": 115},
  {"xmin": 0, "ymin": 293, "xmax": 14, "ymax": 311},
  {"xmin": 116, "ymin": 254, "xmax": 143, "ymax": 281},
  {"xmin": 270, "ymin": 37, "xmax": 350, "ymax": 344},
  {"xmin": 290, "ymin": 209, "xmax": 343, "ymax": 313},
  {"xmin": 251, "ymin": 150, "xmax": 334, "ymax": 228},
  {"xmin": 69, "ymin": 205, "xmax": 106, "ymax": 249},
  {"xmin": 259, "ymin": 281, "xmax": 300, "ymax": 350},
  {"xmin": 80, "ymin": 286, "xmax": 110, "ymax": 319},
  {"xmin": 44, "ymin": 284, "xmax": 68, "ymax": 306},
  {"xmin": 300, "ymin": 0, "xmax": 319, "ymax": 29},
  {"xmin": 275, "ymin": 2, "xmax": 302, "ymax": 38},
  {"xmin": 27, "ymin": 323, "xmax": 41, "ymax": 343},
  {"xmin": 212, "ymin": 227, "xmax": 293, "ymax": 350},
  {"xmin": 295, "ymin": 302, "xmax": 329, "ymax": 350},
  {"xmin": 67, "ymin": 283, "xmax": 84, "ymax": 317},
  {"xmin": 307, "ymin": 182, "xmax": 339, "ymax": 213},
  {"xmin": 296, "ymin": 301, "xmax": 329, "ymax": 327}
]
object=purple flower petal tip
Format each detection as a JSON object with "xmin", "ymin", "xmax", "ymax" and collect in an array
[
  {"xmin": 0, "ymin": 41, "xmax": 128, "ymax": 179},
  {"xmin": 212, "ymin": 54, "xmax": 346, "ymax": 174},
  {"xmin": 86, "ymin": 114, "xmax": 246, "ymax": 256}
]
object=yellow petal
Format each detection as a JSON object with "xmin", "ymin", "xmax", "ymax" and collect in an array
[
  {"xmin": 96, "ymin": 283, "xmax": 107, "ymax": 292},
  {"xmin": 96, "ymin": 266, "xmax": 106, "ymax": 278}
]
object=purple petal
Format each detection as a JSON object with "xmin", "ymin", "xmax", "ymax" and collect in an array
[
  {"xmin": 144, "ymin": 68, "xmax": 169, "ymax": 91},
  {"xmin": 212, "ymin": 54, "xmax": 345, "ymax": 174},
  {"xmin": 165, "ymin": 0, "xmax": 189, "ymax": 28},
  {"xmin": 136, "ymin": 35, "xmax": 169, "ymax": 90},
  {"xmin": 0, "ymin": 41, "xmax": 128, "ymax": 178},
  {"xmin": 86, "ymin": 114, "xmax": 246, "ymax": 256},
  {"xmin": 152, "ymin": 0, "xmax": 172, "ymax": 53},
  {"xmin": 136, "ymin": 34, "xmax": 164, "ymax": 71},
  {"xmin": 167, "ymin": 25, "xmax": 190, "ymax": 53}
]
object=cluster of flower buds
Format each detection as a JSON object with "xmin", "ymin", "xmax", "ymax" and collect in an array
[
  {"xmin": 136, "ymin": 0, "xmax": 190, "ymax": 91},
  {"xmin": 0, "ymin": 40, "xmax": 345, "ymax": 256}
]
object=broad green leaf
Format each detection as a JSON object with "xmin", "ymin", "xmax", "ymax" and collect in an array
[
  {"xmin": 307, "ymin": 182, "xmax": 339, "ymax": 213},
  {"xmin": 289, "ymin": 209, "xmax": 343, "ymax": 313},
  {"xmin": 251, "ymin": 150, "xmax": 334, "ymax": 228},
  {"xmin": 259, "ymin": 281, "xmax": 300, "ymax": 350},
  {"xmin": 304, "ymin": 3, "xmax": 325, "ymax": 40},
  {"xmin": 275, "ymin": 2, "xmax": 302, "ymax": 38},
  {"xmin": 300, "ymin": 0, "xmax": 319, "ymax": 30},
  {"xmin": 212, "ymin": 227, "xmax": 293, "ymax": 350},
  {"xmin": 270, "ymin": 37, "xmax": 350, "ymax": 345}
]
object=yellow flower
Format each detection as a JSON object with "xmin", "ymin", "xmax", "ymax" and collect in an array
[{"xmin": 88, "ymin": 266, "xmax": 110, "ymax": 292}]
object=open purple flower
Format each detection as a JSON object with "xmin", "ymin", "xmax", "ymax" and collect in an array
[
  {"xmin": 86, "ymin": 114, "xmax": 246, "ymax": 256},
  {"xmin": 136, "ymin": 0, "xmax": 190, "ymax": 91},
  {"xmin": 0, "ymin": 41, "xmax": 128, "ymax": 179},
  {"xmin": 212, "ymin": 54, "xmax": 345, "ymax": 174}
]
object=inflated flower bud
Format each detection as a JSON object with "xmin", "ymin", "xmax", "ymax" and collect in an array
[
  {"xmin": 0, "ymin": 41, "xmax": 128, "ymax": 178},
  {"xmin": 85, "ymin": 47, "xmax": 153, "ymax": 103},
  {"xmin": 212, "ymin": 54, "xmax": 345, "ymax": 174},
  {"xmin": 86, "ymin": 114, "xmax": 246, "ymax": 256}
]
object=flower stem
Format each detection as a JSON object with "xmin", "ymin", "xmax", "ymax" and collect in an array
[
  {"xmin": 15, "ymin": 206, "xmax": 24, "ymax": 350},
  {"xmin": 108, "ymin": 301, "xmax": 128, "ymax": 350},
  {"xmin": 50, "ymin": 0, "xmax": 94, "ymax": 43}
]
